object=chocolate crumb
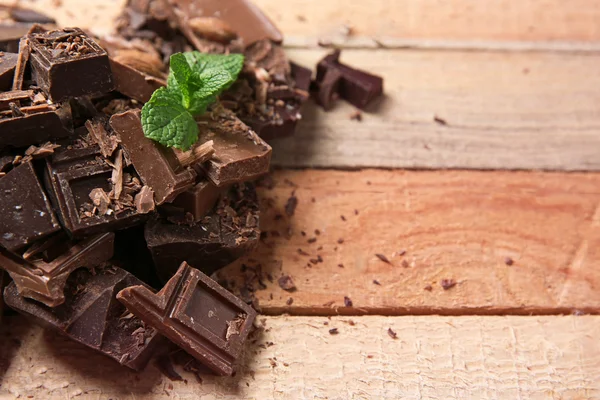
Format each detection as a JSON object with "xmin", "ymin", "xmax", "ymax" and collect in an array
[
  {"xmin": 373, "ymin": 280, "xmax": 381, "ymax": 285},
  {"xmin": 278, "ymin": 275, "xmax": 296, "ymax": 291},
  {"xmin": 307, "ymin": 237, "xmax": 317, "ymax": 243},
  {"xmin": 387, "ymin": 328, "xmax": 398, "ymax": 339},
  {"xmin": 434, "ymin": 115, "xmax": 448, "ymax": 125},
  {"xmin": 284, "ymin": 195, "xmax": 298, "ymax": 217},
  {"xmin": 338, "ymin": 263, "xmax": 344, "ymax": 268},
  {"xmin": 337, "ymin": 238, "xmax": 344, "ymax": 244},
  {"xmin": 401, "ymin": 260, "xmax": 409, "ymax": 268},
  {"xmin": 349, "ymin": 110, "xmax": 362, "ymax": 121},
  {"xmin": 375, "ymin": 254, "xmax": 391, "ymax": 264},
  {"xmin": 309, "ymin": 258, "xmax": 319, "ymax": 265},
  {"xmin": 424, "ymin": 284, "xmax": 433, "ymax": 291},
  {"xmin": 286, "ymin": 297, "xmax": 293, "ymax": 306},
  {"xmin": 505, "ymin": 257, "xmax": 514, "ymax": 266},
  {"xmin": 324, "ymin": 321, "xmax": 329, "ymax": 325},
  {"xmin": 314, "ymin": 229, "xmax": 321, "ymax": 235},
  {"xmin": 297, "ymin": 248, "xmax": 310, "ymax": 256},
  {"xmin": 311, "ymin": 197, "xmax": 316, "ymax": 202},
  {"xmin": 354, "ymin": 209, "xmax": 359, "ymax": 215},
  {"xmin": 344, "ymin": 296, "xmax": 353, "ymax": 307},
  {"xmin": 340, "ymin": 215, "xmax": 346, "ymax": 221},
  {"xmin": 440, "ymin": 279, "xmax": 456, "ymax": 290},
  {"xmin": 328, "ymin": 328, "xmax": 339, "ymax": 335},
  {"xmin": 399, "ymin": 250, "xmax": 406, "ymax": 256},
  {"xmin": 301, "ymin": 231, "xmax": 306, "ymax": 236}
]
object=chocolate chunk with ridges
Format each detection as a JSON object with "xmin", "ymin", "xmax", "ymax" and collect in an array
[
  {"xmin": 0, "ymin": 52, "xmax": 18, "ymax": 91},
  {"xmin": 28, "ymin": 28, "xmax": 114, "ymax": 102},
  {"xmin": 170, "ymin": 0, "xmax": 282, "ymax": 47},
  {"xmin": 109, "ymin": 58, "xmax": 166, "ymax": 103},
  {"xmin": 172, "ymin": 180, "xmax": 223, "ymax": 222},
  {"xmin": 315, "ymin": 50, "xmax": 383, "ymax": 110},
  {"xmin": 109, "ymin": 110, "xmax": 196, "ymax": 205},
  {"xmin": 197, "ymin": 110, "xmax": 271, "ymax": 187},
  {"xmin": 146, "ymin": 183, "xmax": 259, "ymax": 281},
  {"xmin": 0, "ymin": 232, "xmax": 114, "ymax": 307},
  {"xmin": 117, "ymin": 262, "xmax": 257, "ymax": 376},
  {"xmin": 44, "ymin": 142, "xmax": 150, "ymax": 237},
  {"xmin": 4, "ymin": 265, "xmax": 165, "ymax": 370},
  {"xmin": 0, "ymin": 162, "xmax": 61, "ymax": 251}
]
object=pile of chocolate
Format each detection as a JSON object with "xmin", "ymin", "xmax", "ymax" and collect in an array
[{"xmin": 0, "ymin": 0, "xmax": 383, "ymax": 378}]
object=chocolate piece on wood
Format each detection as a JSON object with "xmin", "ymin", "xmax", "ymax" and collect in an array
[
  {"xmin": 146, "ymin": 183, "xmax": 260, "ymax": 280},
  {"xmin": 28, "ymin": 28, "xmax": 114, "ymax": 102},
  {"xmin": 0, "ymin": 232, "xmax": 114, "ymax": 307},
  {"xmin": 109, "ymin": 58, "xmax": 166, "ymax": 103},
  {"xmin": 315, "ymin": 68, "xmax": 342, "ymax": 111},
  {"xmin": 171, "ymin": 180, "xmax": 223, "ymax": 222},
  {"xmin": 109, "ymin": 110, "xmax": 196, "ymax": 205},
  {"xmin": 117, "ymin": 262, "xmax": 257, "ymax": 376},
  {"xmin": 44, "ymin": 141, "xmax": 150, "ymax": 237},
  {"xmin": 0, "ymin": 52, "xmax": 18, "ymax": 91},
  {"xmin": 315, "ymin": 50, "xmax": 384, "ymax": 110},
  {"xmin": 197, "ymin": 110, "xmax": 271, "ymax": 187},
  {"xmin": 0, "ymin": 162, "xmax": 60, "ymax": 252},
  {"xmin": 171, "ymin": 0, "xmax": 282, "ymax": 47},
  {"xmin": 4, "ymin": 265, "xmax": 164, "ymax": 371}
]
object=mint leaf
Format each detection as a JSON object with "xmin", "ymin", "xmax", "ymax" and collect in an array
[
  {"xmin": 184, "ymin": 52, "xmax": 244, "ymax": 82},
  {"xmin": 168, "ymin": 53, "xmax": 194, "ymax": 108},
  {"xmin": 141, "ymin": 87, "xmax": 198, "ymax": 150}
]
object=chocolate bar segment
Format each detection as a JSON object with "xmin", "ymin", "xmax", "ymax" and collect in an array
[
  {"xmin": 0, "ymin": 232, "xmax": 114, "ymax": 307},
  {"xmin": 109, "ymin": 110, "xmax": 196, "ymax": 205},
  {"xmin": 109, "ymin": 58, "xmax": 166, "ymax": 103},
  {"xmin": 315, "ymin": 50, "xmax": 383, "ymax": 110},
  {"xmin": 146, "ymin": 183, "xmax": 260, "ymax": 280},
  {"xmin": 0, "ymin": 52, "xmax": 18, "ymax": 91},
  {"xmin": 171, "ymin": 180, "xmax": 223, "ymax": 222},
  {"xmin": 28, "ymin": 28, "xmax": 114, "ymax": 102},
  {"xmin": 117, "ymin": 262, "xmax": 257, "ymax": 376},
  {"xmin": 0, "ymin": 161, "xmax": 61, "ymax": 251},
  {"xmin": 4, "ymin": 265, "xmax": 164, "ymax": 371}
]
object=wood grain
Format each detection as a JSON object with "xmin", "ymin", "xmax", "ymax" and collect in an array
[
  {"xmin": 1, "ymin": 315, "xmax": 598, "ymax": 399},
  {"xmin": 273, "ymin": 48, "xmax": 600, "ymax": 171},
  {"xmin": 218, "ymin": 169, "xmax": 600, "ymax": 315}
]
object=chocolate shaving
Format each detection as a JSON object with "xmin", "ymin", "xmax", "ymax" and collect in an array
[
  {"xmin": 375, "ymin": 254, "xmax": 391, "ymax": 264},
  {"xmin": 110, "ymin": 149, "xmax": 124, "ymax": 200},
  {"xmin": 225, "ymin": 314, "xmax": 245, "ymax": 340},
  {"xmin": 134, "ymin": 185, "xmax": 155, "ymax": 214},
  {"xmin": 344, "ymin": 296, "xmax": 353, "ymax": 307},
  {"xmin": 86, "ymin": 119, "xmax": 120, "ymax": 158},
  {"xmin": 440, "ymin": 279, "xmax": 456, "ymax": 290},
  {"xmin": 284, "ymin": 195, "xmax": 298, "ymax": 217},
  {"xmin": 504, "ymin": 257, "xmax": 514, "ymax": 266},
  {"xmin": 433, "ymin": 115, "xmax": 448, "ymax": 125},
  {"xmin": 12, "ymin": 38, "xmax": 30, "ymax": 91},
  {"xmin": 89, "ymin": 188, "xmax": 112, "ymax": 216},
  {"xmin": 387, "ymin": 328, "xmax": 398, "ymax": 339},
  {"xmin": 175, "ymin": 140, "xmax": 215, "ymax": 167},
  {"xmin": 328, "ymin": 328, "xmax": 339, "ymax": 335},
  {"xmin": 278, "ymin": 275, "xmax": 296, "ymax": 291}
]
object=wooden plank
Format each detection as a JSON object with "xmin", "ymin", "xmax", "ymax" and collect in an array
[
  {"xmin": 218, "ymin": 169, "xmax": 600, "ymax": 315},
  {"xmin": 1, "ymin": 315, "xmax": 598, "ymax": 399},
  {"xmin": 272, "ymin": 48, "xmax": 600, "ymax": 171}
]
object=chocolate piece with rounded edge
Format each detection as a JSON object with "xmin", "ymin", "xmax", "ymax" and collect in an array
[
  {"xmin": 28, "ymin": 28, "xmax": 114, "ymax": 102},
  {"xmin": 0, "ymin": 161, "xmax": 61, "ymax": 252},
  {"xmin": 117, "ymin": 261, "xmax": 257, "ymax": 376},
  {"xmin": 109, "ymin": 110, "xmax": 197, "ymax": 205},
  {"xmin": 4, "ymin": 265, "xmax": 165, "ymax": 371},
  {"xmin": 0, "ymin": 232, "xmax": 114, "ymax": 307}
]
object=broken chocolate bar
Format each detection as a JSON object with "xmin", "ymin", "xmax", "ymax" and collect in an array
[
  {"xmin": 0, "ymin": 52, "xmax": 18, "ymax": 91},
  {"xmin": 172, "ymin": 180, "xmax": 223, "ymax": 222},
  {"xmin": 28, "ymin": 28, "xmax": 114, "ymax": 102},
  {"xmin": 197, "ymin": 109, "xmax": 271, "ymax": 187},
  {"xmin": 117, "ymin": 262, "xmax": 257, "ymax": 376},
  {"xmin": 0, "ymin": 162, "xmax": 61, "ymax": 252},
  {"xmin": 109, "ymin": 110, "xmax": 196, "ymax": 205},
  {"xmin": 4, "ymin": 265, "xmax": 164, "ymax": 370},
  {"xmin": 0, "ymin": 232, "xmax": 114, "ymax": 307},
  {"xmin": 44, "ymin": 140, "xmax": 150, "ymax": 237},
  {"xmin": 315, "ymin": 50, "xmax": 383, "ymax": 110},
  {"xmin": 109, "ymin": 58, "xmax": 166, "ymax": 103},
  {"xmin": 146, "ymin": 183, "xmax": 260, "ymax": 281}
]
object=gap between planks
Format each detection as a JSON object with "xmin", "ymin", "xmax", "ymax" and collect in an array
[{"xmin": 1, "ymin": 315, "xmax": 598, "ymax": 399}]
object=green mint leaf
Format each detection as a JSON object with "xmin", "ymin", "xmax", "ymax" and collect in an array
[
  {"xmin": 141, "ymin": 87, "xmax": 198, "ymax": 151},
  {"xmin": 168, "ymin": 53, "xmax": 194, "ymax": 109},
  {"xmin": 184, "ymin": 52, "xmax": 245, "ymax": 83}
]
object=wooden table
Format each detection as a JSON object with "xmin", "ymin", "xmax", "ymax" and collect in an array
[{"xmin": 1, "ymin": 0, "xmax": 599, "ymax": 398}]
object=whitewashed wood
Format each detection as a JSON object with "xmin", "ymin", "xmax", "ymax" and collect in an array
[{"xmin": 1, "ymin": 315, "xmax": 598, "ymax": 399}]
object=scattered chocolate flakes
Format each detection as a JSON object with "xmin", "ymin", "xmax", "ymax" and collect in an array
[
  {"xmin": 424, "ymin": 284, "xmax": 433, "ymax": 291},
  {"xmin": 284, "ymin": 194, "xmax": 298, "ymax": 217},
  {"xmin": 344, "ymin": 296, "xmax": 353, "ymax": 307},
  {"xmin": 375, "ymin": 254, "xmax": 391, "ymax": 264},
  {"xmin": 505, "ymin": 257, "xmax": 514, "ymax": 266},
  {"xmin": 328, "ymin": 328, "xmax": 339, "ymax": 335},
  {"xmin": 434, "ymin": 115, "xmax": 448, "ymax": 125},
  {"xmin": 278, "ymin": 275, "xmax": 296, "ymax": 291},
  {"xmin": 373, "ymin": 280, "xmax": 381, "ymax": 285},
  {"xmin": 387, "ymin": 328, "xmax": 398, "ymax": 339},
  {"xmin": 440, "ymin": 279, "xmax": 456, "ymax": 290},
  {"xmin": 349, "ymin": 110, "xmax": 362, "ymax": 121},
  {"xmin": 286, "ymin": 297, "xmax": 293, "ymax": 306}
]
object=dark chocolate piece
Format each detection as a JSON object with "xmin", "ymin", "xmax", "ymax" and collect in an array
[
  {"xmin": 117, "ymin": 262, "xmax": 257, "ymax": 376},
  {"xmin": 146, "ymin": 183, "xmax": 260, "ymax": 280},
  {"xmin": 0, "ymin": 23, "xmax": 33, "ymax": 52},
  {"xmin": 0, "ymin": 161, "xmax": 61, "ymax": 252},
  {"xmin": 109, "ymin": 58, "xmax": 166, "ymax": 103},
  {"xmin": 315, "ymin": 68, "xmax": 342, "ymax": 111},
  {"xmin": 28, "ymin": 28, "xmax": 114, "ymax": 102},
  {"xmin": 9, "ymin": 7, "xmax": 56, "ymax": 24},
  {"xmin": 197, "ymin": 110, "xmax": 271, "ymax": 187},
  {"xmin": 44, "ymin": 141, "xmax": 150, "ymax": 237},
  {"xmin": 0, "ymin": 52, "xmax": 18, "ymax": 91},
  {"xmin": 315, "ymin": 50, "xmax": 383, "ymax": 110},
  {"xmin": 109, "ymin": 110, "xmax": 196, "ymax": 205},
  {"xmin": 4, "ymin": 265, "xmax": 164, "ymax": 370},
  {"xmin": 172, "ymin": 180, "xmax": 223, "ymax": 222},
  {"xmin": 0, "ymin": 232, "xmax": 114, "ymax": 307}
]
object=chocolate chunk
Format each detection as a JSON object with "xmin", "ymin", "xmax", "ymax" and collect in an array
[
  {"xmin": 28, "ymin": 28, "xmax": 114, "ymax": 102},
  {"xmin": 0, "ymin": 52, "xmax": 18, "ymax": 91},
  {"xmin": 197, "ymin": 110, "xmax": 271, "ymax": 187},
  {"xmin": 0, "ymin": 162, "xmax": 60, "ymax": 252},
  {"xmin": 0, "ymin": 232, "xmax": 114, "ymax": 307},
  {"xmin": 146, "ymin": 183, "xmax": 259, "ymax": 281},
  {"xmin": 9, "ymin": 7, "xmax": 56, "ymax": 24},
  {"xmin": 44, "ymin": 142, "xmax": 149, "ymax": 237},
  {"xmin": 277, "ymin": 275, "xmax": 296, "ymax": 291},
  {"xmin": 315, "ymin": 68, "xmax": 342, "ymax": 111},
  {"xmin": 117, "ymin": 261, "xmax": 257, "ymax": 376},
  {"xmin": 4, "ymin": 265, "xmax": 165, "ymax": 370},
  {"xmin": 171, "ymin": 180, "xmax": 223, "ymax": 222},
  {"xmin": 440, "ymin": 279, "xmax": 456, "ymax": 290},
  {"xmin": 109, "ymin": 110, "xmax": 196, "ymax": 205},
  {"xmin": 86, "ymin": 118, "xmax": 120, "ymax": 158},
  {"xmin": 315, "ymin": 50, "xmax": 383, "ymax": 110},
  {"xmin": 0, "ymin": 24, "xmax": 33, "ymax": 52},
  {"xmin": 134, "ymin": 186, "xmax": 156, "ymax": 214},
  {"xmin": 109, "ymin": 58, "xmax": 166, "ymax": 103},
  {"xmin": 170, "ymin": 0, "xmax": 283, "ymax": 47}
]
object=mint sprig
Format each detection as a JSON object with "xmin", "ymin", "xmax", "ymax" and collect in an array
[{"xmin": 141, "ymin": 52, "xmax": 244, "ymax": 150}]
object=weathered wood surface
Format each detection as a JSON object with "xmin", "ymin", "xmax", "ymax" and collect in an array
[
  {"xmin": 219, "ymin": 169, "xmax": 600, "ymax": 315},
  {"xmin": 1, "ymin": 315, "xmax": 598, "ymax": 399}
]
